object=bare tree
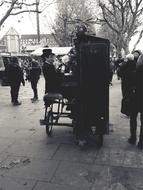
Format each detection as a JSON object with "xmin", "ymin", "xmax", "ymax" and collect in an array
[
  {"xmin": 53, "ymin": 0, "xmax": 96, "ymax": 46},
  {"xmin": 0, "ymin": 0, "xmax": 39, "ymax": 27},
  {"xmin": 95, "ymin": 0, "xmax": 143, "ymax": 54},
  {"xmin": 0, "ymin": 0, "xmax": 56, "ymax": 28}
]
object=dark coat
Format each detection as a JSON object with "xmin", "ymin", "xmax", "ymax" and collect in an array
[
  {"xmin": 7, "ymin": 63, "xmax": 24, "ymax": 85},
  {"xmin": 42, "ymin": 59, "xmax": 60, "ymax": 93},
  {"xmin": 117, "ymin": 60, "xmax": 136, "ymax": 98},
  {"xmin": 136, "ymin": 56, "xmax": 143, "ymax": 113},
  {"xmin": 117, "ymin": 60, "xmax": 137, "ymax": 115},
  {"xmin": 28, "ymin": 64, "xmax": 41, "ymax": 81}
]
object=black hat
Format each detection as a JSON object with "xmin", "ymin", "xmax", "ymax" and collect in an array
[{"xmin": 42, "ymin": 48, "xmax": 52, "ymax": 55}]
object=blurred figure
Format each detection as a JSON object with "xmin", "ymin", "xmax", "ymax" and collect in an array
[
  {"xmin": 114, "ymin": 53, "xmax": 124, "ymax": 80},
  {"xmin": 117, "ymin": 54, "xmax": 136, "ymax": 116},
  {"xmin": 109, "ymin": 57, "xmax": 115, "ymax": 85},
  {"xmin": 128, "ymin": 54, "xmax": 143, "ymax": 149},
  {"xmin": 27, "ymin": 58, "xmax": 41, "ymax": 102},
  {"xmin": 7, "ymin": 57, "xmax": 25, "ymax": 106}
]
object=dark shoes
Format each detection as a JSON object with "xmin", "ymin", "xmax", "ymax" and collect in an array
[
  {"xmin": 13, "ymin": 101, "xmax": 22, "ymax": 106},
  {"xmin": 128, "ymin": 137, "xmax": 143, "ymax": 149},
  {"xmin": 137, "ymin": 141, "xmax": 143, "ymax": 149},
  {"xmin": 31, "ymin": 97, "xmax": 38, "ymax": 102},
  {"xmin": 128, "ymin": 137, "xmax": 136, "ymax": 145}
]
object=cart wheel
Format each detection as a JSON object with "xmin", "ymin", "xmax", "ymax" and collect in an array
[
  {"xmin": 46, "ymin": 111, "xmax": 53, "ymax": 136},
  {"xmin": 96, "ymin": 134, "xmax": 103, "ymax": 148}
]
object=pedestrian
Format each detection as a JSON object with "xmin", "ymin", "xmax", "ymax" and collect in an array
[
  {"xmin": 26, "ymin": 58, "xmax": 41, "ymax": 102},
  {"xmin": 7, "ymin": 56, "xmax": 25, "ymax": 106},
  {"xmin": 117, "ymin": 54, "xmax": 136, "ymax": 116},
  {"xmin": 128, "ymin": 54, "xmax": 143, "ymax": 149},
  {"xmin": 109, "ymin": 57, "xmax": 115, "ymax": 85}
]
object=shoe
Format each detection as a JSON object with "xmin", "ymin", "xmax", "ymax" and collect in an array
[
  {"xmin": 137, "ymin": 141, "xmax": 143, "ymax": 149},
  {"xmin": 31, "ymin": 97, "xmax": 38, "ymax": 102},
  {"xmin": 13, "ymin": 101, "xmax": 22, "ymax": 106},
  {"xmin": 128, "ymin": 137, "xmax": 136, "ymax": 145}
]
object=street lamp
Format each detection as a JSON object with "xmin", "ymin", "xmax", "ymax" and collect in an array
[{"xmin": 36, "ymin": 0, "xmax": 40, "ymax": 43}]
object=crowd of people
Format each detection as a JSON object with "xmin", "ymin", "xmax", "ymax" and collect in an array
[
  {"xmin": 3, "ymin": 46, "xmax": 143, "ymax": 149},
  {"xmin": 5, "ymin": 48, "xmax": 74, "ymax": 105}
]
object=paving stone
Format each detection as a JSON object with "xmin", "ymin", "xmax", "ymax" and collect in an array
[
  {"xmin": 4, "ymin": 140, "xmax": 59, "ymax": 159},
  {"xmin": 0, "ymin": 176, "xmax": 36, "ymax": 190},
  {"xmin": 34, "ymin": 181, "xmax": 87, "ymax": 190},
  {"xmin": 109, "ymin": 150, "xmax": 125, "ymax": 166},
  {"xmin": 109, "ymin": 166, "xmax": 143, "ymax": 190},
  {"xmin": 95, "ymin": 148, "xmax": 110, "ymax": 165},
  {"xmin": 0, "ymin": 127, "xmax": 35, "ymax": 139},
  {"xmin": 2, "ymin": 156, "xmax": 59, "ymax": 181},
  {"xmin": 0, "ymin": 138, "xmax": 14, "ymax": 154},
  {"xmin": 52, "ymin": 144, "xmax": 98, "ymax": 164},
  {"xmin": 52, "ymin": 161, "xmax": 110, "ymax": 189},
  {"xmin": 137, "ymin": 152, "xmax": 143, "ymax": 168},
  {"xmin": 123, "ymin": 151, "xmax": 139, "ymax": 168}
]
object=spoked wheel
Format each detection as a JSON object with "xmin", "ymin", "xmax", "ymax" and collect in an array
[
  {"xmin": 96, "ymin": 134, "xmax": 103, "ymax": 148},
  {"xmin": 46, "ymin": 111, "xmax": 53, "ymax": 136}
]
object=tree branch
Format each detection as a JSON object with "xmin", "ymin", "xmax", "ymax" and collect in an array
[
  {"xmin": 132, "ymin": 29, "xmax": 143, "ymax": 51},
  {"xmin": 0, "ymin": 0, "xmax": 18, "ymax": 26},
  {"xmin": 0, "ymin": 1, "xmax": 4, "ymax": 6},
  {"xmin": 10, "ymin": 10, "xmax": 41, "ymax": 15}
]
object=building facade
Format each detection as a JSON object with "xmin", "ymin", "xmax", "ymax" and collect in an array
[{"xmin": 0, "ymin": 27, "xmax": 59, "ymax": 53}]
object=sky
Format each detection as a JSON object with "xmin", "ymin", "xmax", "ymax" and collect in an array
[
  {"xmin": 0, "ymin": 0, "xmax": 57, "ymax": 38},
  {"xmin": 0, "ymin": 1, "xmax": 143, "ymax": 52}
]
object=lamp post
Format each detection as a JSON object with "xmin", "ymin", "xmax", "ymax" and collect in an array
[{"xmin": 36, "ymin": 0, "xmax": 40, "ymax": 43}]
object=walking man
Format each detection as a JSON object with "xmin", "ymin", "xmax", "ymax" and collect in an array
[
  {"xmin": 7, "ymin": 57, "xmax": 25, "ymax": 106},
  {"xmin": 27, "ymin": 58, "xmax": 41, "ymax": 102}
]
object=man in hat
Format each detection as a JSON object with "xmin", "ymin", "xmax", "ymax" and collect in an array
[{"xmin": 41, "ymin": 49, "xmax": 57, "ymax": 93}]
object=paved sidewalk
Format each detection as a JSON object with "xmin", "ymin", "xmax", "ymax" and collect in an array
[{"xmin": 0, "ymin": 76, "xmax": 143, "ymax": 190}]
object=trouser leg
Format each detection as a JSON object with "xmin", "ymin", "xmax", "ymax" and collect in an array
[
  {"xmin": 11, "ymin": 83, "xmax": 20, "ymax": 103},
  {"xmin": 31, "ymin": 80, "xmax": 38, "ymax": 98},
  {"xmin": 130, "ymin": 111, "xmax": 138, "ymax": 139},
  {"xmin": 45, "ymin": 80, "xmax": 48, "ymax": 94},
  {"xmin": 14, "ymin": 84, "xmax": 20, "ymax": 103},
  {"xmin": 139, "ymin": 113, "xmax": 143, "ymax": 142},
  {"xmin": 10, "ymin": 85, "xmax": 14, "ymax": 102}
]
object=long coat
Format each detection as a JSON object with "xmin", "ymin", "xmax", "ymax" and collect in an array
[
  {"xmin": 7, "ymin": 63, "xmax": 24, "ymax": 85},
  {"xmin": 136, "ymin": 55, "xmax": 143, "ymax": 113},
  {"xmin": 117, "ymin": 60, "xmax": 137, "ymax": 115}
]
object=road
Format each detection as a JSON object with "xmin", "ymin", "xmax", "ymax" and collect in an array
[{"xmin": 0, "ymin": 75, "xmax": 143, "ymax": 190}]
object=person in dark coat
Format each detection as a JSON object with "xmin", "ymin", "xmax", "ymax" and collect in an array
[
  {"xmin": 41, "ymin": 49, "xmax": 58, "ymax": 93},
  {"xmin": 27, "ymin": 59, "xmax": 41, "ymax": 102},
  {"xmin": 128, "ymin": 54, "xmax": 143, "ymax": 149},
  {"xmin": 109, "ymin": 57, "xmax": 115, "ymax": 85},
  {"xmin": 117, "ymin": 54, "xmax": 136, "ymax": 116},
  {"xmin": 125, "ymin": 51, "xmax": 142, "ymax": 147},
  {"xmin": 119, "ymin": 50, "xmax": 143, "ymax": 149},
  {"xmin": 7, "ymin": 57, "xmax": 25, "ymax": 105}
]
